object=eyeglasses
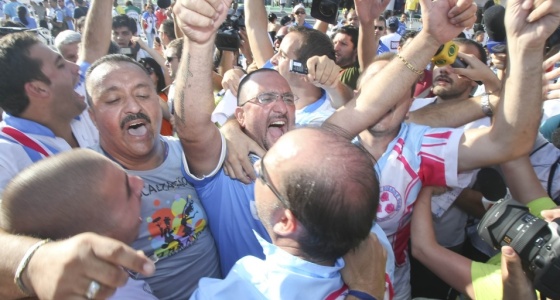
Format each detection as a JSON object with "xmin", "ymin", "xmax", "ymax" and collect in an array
[
  {"xmin": 295, "ymin": 10, "xmax": 306, "ymax": 15},
  {"xmin": 241, "ymin": 92, "xmax": 298, "ymax": 106},
  {"xmin": 166, "ymin": 56, "xmax": 175, "ymax": 63},
  {"xmin": 374, "ymin": 26, "xmax": 385, "ymax": 30},
  {"xmin": 254, "ymin": 156, "xmax": 291, "ymax": 210}
]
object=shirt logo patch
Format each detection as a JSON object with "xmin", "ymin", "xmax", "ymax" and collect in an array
[{"xmin": 377, "ymin": 185, "xmax": 403, "ymax": 221}]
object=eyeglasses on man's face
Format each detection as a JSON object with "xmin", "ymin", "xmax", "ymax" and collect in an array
[
  {"xmin": 241, "ymin": 92, "xmax": 298, "ymax": 106},
  {"xmin": 254, "ymin": 156, "xmax": 291, "ymax": 210},
  {"xmin": 295, "ymin": 10, "xmax": 306, "ymax": 15}
]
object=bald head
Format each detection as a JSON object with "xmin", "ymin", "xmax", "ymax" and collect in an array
[
  {"xmin": 265, "ymin": 126, "xmax": 379, "ymax": 261},
  {"xmin": 0, "ymin": 149, "xmax": 116, "ymax": 240}
]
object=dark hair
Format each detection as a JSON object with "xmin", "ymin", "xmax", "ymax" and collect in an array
[
  {"xmin": 85, "ymin": 54, "xmax": 146, "ymax": 106},
  {"xmin": 75, "ymin": 16, "xmax": 86, "ymax": 32},
  {"xmin": 399, "ymin": 30, "xmax": 418, "ymax": 48},
  {"xmin": 453, "ymin": 37, "xmax": 487, "ymax": 64},
  {"xmin": 167, "ymin": 37, "xmax": 184, "ymax": 60},
  {"xmin": 333, "ymin": 25, "xmax": 358, "ymax": 50},
  {"xmin": 112, "ymin": 14, "xmax": 137, "ymax": 35},
  {"xmin": 237, "ymin": 68, "xmax": 279, "ymax": 106},
  {"xmin": 139, "ymin": 57, "xmax": 166, "ymax": 93},
  {"xmin": 0, "ymin": 33, "xmax": 51, "ymax": 116},
  {"xmin": 288, "ymin": 27, "xmax": 335, "ymax": 64},
  {"xmin": 17, "ymin": 6, "xmax": 29, "ymax": 26},
  {"xmin": 268, "ymin": 13, "xmax": 277, "ymax": 23},
  {"xmin": 125, "ymin": 0, "xmax": 132, "ymax": 6},
  {"xmin": 161, "ymin": 19, "xmax": 176, "ymax": 40},
  {"xmin": 283, "ymin": 126, "xmax": 379, "ymax": 262}
]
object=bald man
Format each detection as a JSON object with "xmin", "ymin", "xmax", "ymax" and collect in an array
[
  {"xmin": 0, "ymin": 149, "xmax": 157, "ymax": 299},
  {"xmin": 191, "ymin": 126, "xmax": 391, "ymax": 299}
]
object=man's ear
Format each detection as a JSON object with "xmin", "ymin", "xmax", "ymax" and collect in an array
[
  {"xmin": 24, "ymin": 81, "xmax": 50, "ymax": 100},
  {"xmin": 272, "ymin": 209, "xmax": 298, "ymax": 236},
  {"xmin": 234, "ymin": 107, "xmax": 246, "ymax": 127}
]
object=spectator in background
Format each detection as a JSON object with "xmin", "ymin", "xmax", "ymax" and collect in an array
[
  {"xmin": 13, "ymin": 5, "xmax": 37, "ymax": 29},
  {"xmin": 74, "ymin": 15, "xmax": 85, "ymax": 32},
  {"xmin": 158, "ymin": 18, "xmax": 175, "ymax": 48},
  {"xmin": 154, "ymin": 6, "xmax": 166, "ymax": 29},
  {"xmin": 345, "ymin": 8, "xmax": 359, "ymax": 28},
  {"xmin": 142, "ymin": 4, "xmax": 156, "ymax": 48},
  {"xmin": 292, "ymin": 4, "xmax": 312, "ymax": 28},
  {"xmin": 124, "ymin": 0, "xmax": 141, "ymax": 35},
  {"xmin": 280, "ymin": 14, "xmax": 293, "ymax": 27},
  {"xmin": 267, "ymin": 13, "xmax": 280, "ymax": 41},
  {"xmin": 3, "ymin": 0, "xmax": 22, "ymax": 20},
  {"xmin": 30, "ymin": 0, "xmax": 48, "ymax": 28},
  {"xmin": 112, "ymin": 14, "xmax": 149, "ymax": 61},
  {"xmin": 54, "ymin": 29, "xmax": 81, "ymax": 62},
  {"xmin": 73, "ymin": 0, "xmax": 88, "ymax": 19},
  {"xmin": 380, "ymin": 16, "xmax": 402, "ymax": 53},
  {"xmin": 139, "ymin": 57, "xmax": 174, "ymax": 136},
  {"xmin": 57, "ymin": 0, "xmax": 74, "ymax": 30}
]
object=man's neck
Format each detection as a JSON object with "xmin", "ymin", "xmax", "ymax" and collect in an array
[
  {"xmin": 292, "ymin": 84, "xmax": 322, "ymax": 110},
  {"xmin": 19, "ymin": 111, "xmax": 80, "ymax": 148},
  {"xmin": 102, "ymin": 138, "xmax": 166, "ymax": 171},
  {"xmin": 359, "ymin": 128, "xmax": 399, "ymax": 160}
]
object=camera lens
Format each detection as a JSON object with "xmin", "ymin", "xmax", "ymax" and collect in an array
[
  {"xmin": 478, "ymin": 198, "xmax": 549, "ymax": 263},
  {"xmin": 319, "ymin": 0, "xmax": 337, "ymax": 17}
]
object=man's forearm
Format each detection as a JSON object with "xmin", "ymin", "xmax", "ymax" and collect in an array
[{"xmin": 0, "ymin": 231, "xmax": 39, "ymax": 299}]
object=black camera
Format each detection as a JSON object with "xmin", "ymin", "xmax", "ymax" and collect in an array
[
  {"xmin": 215, "ymin": 8, "xmax": 245, "ymax": 52},
  {"xmin": 478, "ymin": 196, "xmax": 560, "ymax": 299},
  {"xmin": 310, "ymin": 0, "xmax": 341, "ymax": 25}
]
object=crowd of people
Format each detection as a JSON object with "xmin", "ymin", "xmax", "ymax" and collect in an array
[{"xmin": 0, "ymin": 0, "xmax": 560, "ymax": 298}]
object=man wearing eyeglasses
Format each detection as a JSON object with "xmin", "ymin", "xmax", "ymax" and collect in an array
[{"xmin": 172, "ymin": 0, "xmax": 478, "ymax": 291}]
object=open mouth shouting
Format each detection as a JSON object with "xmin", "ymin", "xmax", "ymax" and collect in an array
[{"xmin": 121, "ymin": 113, "xmax": 152, "ymax": 137}]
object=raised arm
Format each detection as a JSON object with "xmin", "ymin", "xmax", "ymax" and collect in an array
[
  {"xmin": 410, "ymin": 187, "xmax": 475, "ymax": 298},
  {"xmin": 354, "ymin": 0, "xmax": 386, "ymax": 72},
  {"xmin": 457, "ymin": 0, "xmax": 560, "ymax": 172},
  {"xmin": 245, "ymin": 0, "xmax": 274, "ymax": 67},
  {"xmin": 325, "ymin": 0, "xmax": 477, "ymax": 136},
  {"xmin": 79, "ymin": 0, "xmax": 112, "ymax": 64},
  {"xmin": 408, "ymin": 93, "xmax": 498, "ymax": 128},
  {"xmin": 173, "ymin": 0, "xmax": 230, "ymax": 176}
]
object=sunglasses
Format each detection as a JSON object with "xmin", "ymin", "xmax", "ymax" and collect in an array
[
  {"xmin": 295, "ymin": 10, "xmax": 306, "ymax": 15},
  {"xmin": 275, "ymin": 35, "xmax": 284, "ymax": 42},
  {"xmin": 374, "ymin": 26, "xmax": 385, "ymax": 30},
  {"xmin": 166, "ymin": 56, "xmax": 175, "ymax": 62}
]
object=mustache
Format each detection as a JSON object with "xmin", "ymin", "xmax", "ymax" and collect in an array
[
  {"xmin": 120, "ymin": 113, "xmax": 151, "ymax": 129},
  {"xmin": 434, "ymin": 75, "xmax": 452, "ymax": 82}
]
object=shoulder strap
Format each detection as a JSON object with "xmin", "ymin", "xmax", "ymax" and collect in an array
[{"xmin": 0, "ymin": 126, "xmax": 51, "ymax": 162}]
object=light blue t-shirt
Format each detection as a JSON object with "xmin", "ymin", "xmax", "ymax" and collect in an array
[
  {"xmin": 3, "ymin": 1, "xmax": 21, "ymax": 18},
  {"xmin": 183, "ymin": 150, "xmax": 271, "ymax": 275}
]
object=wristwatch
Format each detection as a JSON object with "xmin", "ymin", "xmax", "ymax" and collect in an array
[{"xmin": 481, "ymin": 93, "xmax": 493, "ymax": 117}]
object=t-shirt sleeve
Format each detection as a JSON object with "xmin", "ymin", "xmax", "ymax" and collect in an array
[
  {"xmin": 181, "ymin": 132, "xmax": 226, "ymax": 183},
  {"xmin": 419, "ymin": 127, "xmax": 474, "ymax": 188}
]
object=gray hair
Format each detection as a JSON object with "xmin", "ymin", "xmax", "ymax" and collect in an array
[{"xmin": 54, "ymin": 30, "xmax": 81, "ymax": 51}]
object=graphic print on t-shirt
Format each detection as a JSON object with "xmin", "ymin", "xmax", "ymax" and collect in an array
[{"xmin": 145, "ymin": 193, "xmax": 206, "ymax": 259}]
